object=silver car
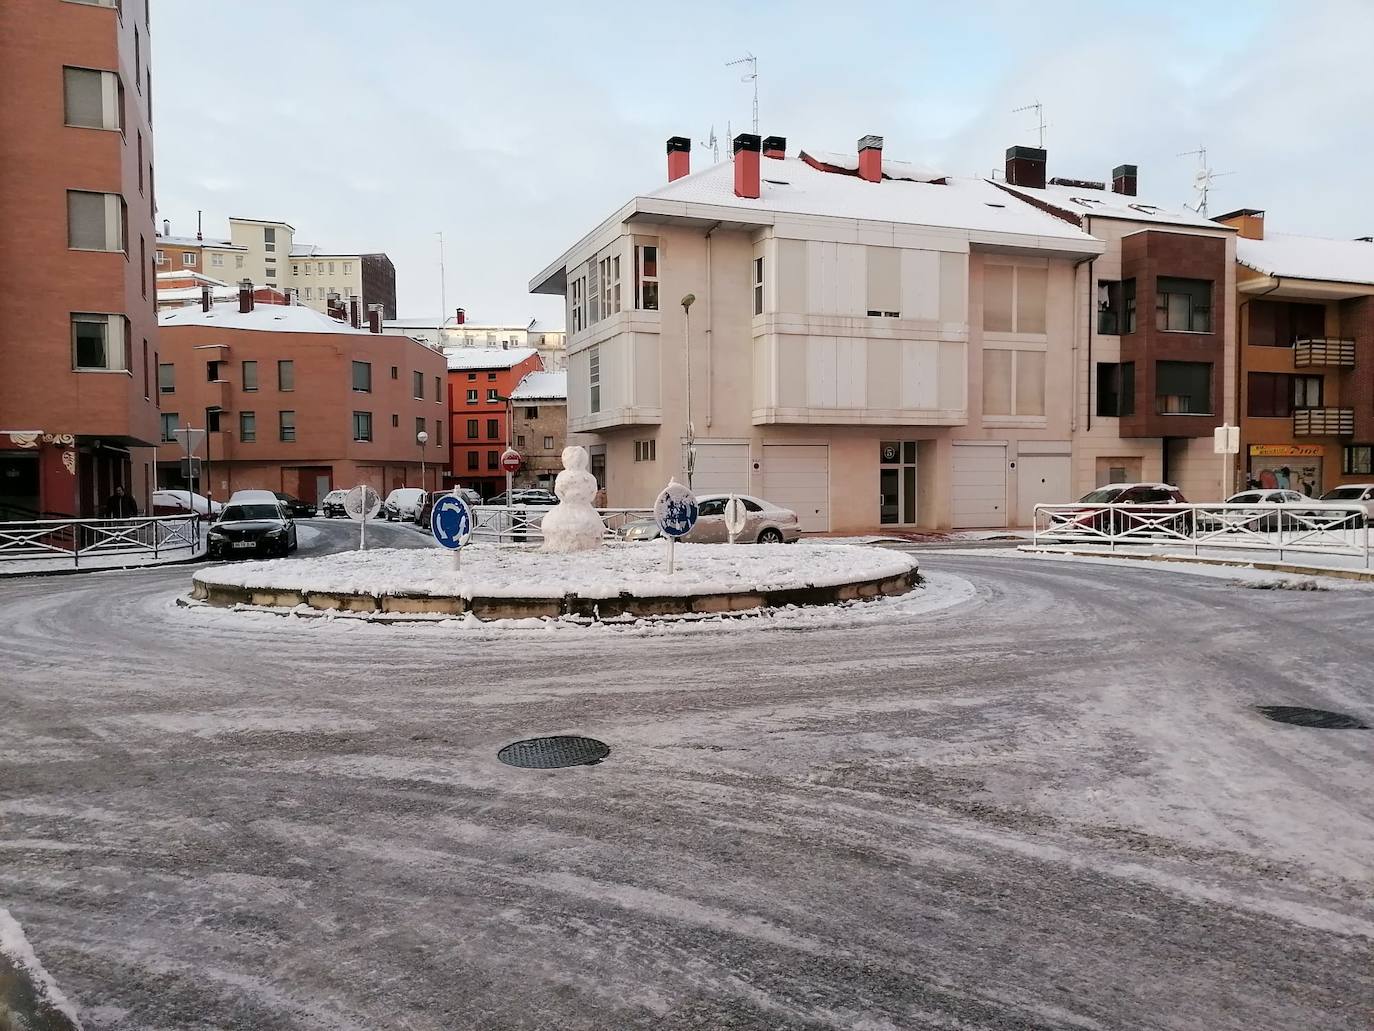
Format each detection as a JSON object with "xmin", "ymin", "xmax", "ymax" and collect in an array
[
  {"xmin": 620, "ymin": 493, "xmax": 800, "ymax": 544},
  {"xmin": 1319, "ymin": 484, "xmax": 1374, "ymax": 526}
]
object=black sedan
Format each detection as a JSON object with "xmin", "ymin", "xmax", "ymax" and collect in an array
[
  {"xmin": 207, "ymin": 502, "xmax": 299, "ymax": 559},
  {"xmin": 274, "ymin": 492, "xmax": 317, "ymax": 518}
]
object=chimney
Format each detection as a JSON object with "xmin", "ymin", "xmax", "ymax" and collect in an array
[
  {"xmin": 667, "ymin": 136, "xmax": 691, "ymax": 182},
  {"xmin": 238, "ymin": 279, "xmax": 254, "ymax": 314},
  {"xmin": 762, "ymin": 135, "xmax": 787, "ymax": 159},
  {"xmin": 1111, "ymin": 163, "xmax": 1138, "ymax": 197},
  {"xmin": 200, "ymin": 284, "xmax": 212, "ymax": 312},
  {"xmin": 857, "ymin": 134, "xmax": 883, "ymax": 183},
  {"xmin": 161, "ymin": 218, "xmax": 170, "ymax": 237},
  {"xmin": 733, "ymin": 133, "xmax": 761, "ymax": 199},
  {"xmin": 326, "ymin": 292, "xmax": 345, "ymax": 321},
  {"xmin": 1215, "ymin": 208, "xmax": 1266, "ymax": 240},
  {"xmin": 348, "ymin": 296, "xmax": 362, "ymax": 329},
  {"xmin": 367, "ymin": 304, "xmax": 383, "ymax": 334},
  {"xmin": 455, "ymin": 307, "xmax": 466, "ymax": 325},
  {"xmin": 1005, "ymin": 145, "xmax": 1047, "ymax": 190}
]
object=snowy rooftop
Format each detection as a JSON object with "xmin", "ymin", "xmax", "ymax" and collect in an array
[
  {"xmin": 1237, "ymin": 233, "xmax": 1374, "ymax": 286},
  {"xmin": 158, "ymin": 301, "xmax": 373, "ymax": 335},
  {"xmin": 386, "ymin": 316, "xmax": 565, "ymax": 333},
  {"xmin": 994, "ymin": 181, "xmax": 1227, "ymax": 231},
  {"xmin": 510, "ymin": 370, "xmax": 567, "ymax": 401},
  {"xmin": 445, "ymin": 346, "xmax": 539, "ymax": 371},
  {"xmin": 801, "ymin": 149, "xmax": 947, "ymax": 183},
  {"xmin": 157, "ymin": 284, "xmax": 240, "ymax": 303},
  {"xmin": 155, "ymin": 270, "xmax": 230, "ymax": 286}
]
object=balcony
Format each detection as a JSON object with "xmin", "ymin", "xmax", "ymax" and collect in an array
[
  {"xmin": 1293, "ymin": 338, "xmax": 1356, "ymax": 368},
  {"xmin": 1293, "ymin": 407, "xmax": 1355, "ymax": 437}
]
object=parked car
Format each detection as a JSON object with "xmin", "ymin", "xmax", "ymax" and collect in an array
[
  {"xmin": 1198, "ymin": 489, "xmax": 1317, "ymax": 532},
  {"xmin": 207, "ymin": 500, "xmax": 298, "ymax": 559},
  {"xmin": 320, "ymin": 489, "xmax": 349, "ymax": 518},
  {"xmin": 1040, "ymin": 482, "xmax": 1190, "ymax": 537},
  {"xmin": 619, "ymin": 494, "xmax": 800, "ymax": 544},
  {"xmin": 227, "ymin": 489, "xmax": 281, "ymax": 506},
  {"xmin": 1318, "ymin": 483, "xmax": 1374, "ymax": 526},
  {"xmin": 151, "ymin": 489, "xmax": 223, "ymax": 517},
  {"xmin": 274, "ymin": 492, "xmax": 317, "ymax": 518},
  {"xmin": 489, "ymin": 488, "xmax": 559, "ymax": 507},
  {"xmin": 383, "ymin": 487, "xmax": 426, "ymax": 521}
]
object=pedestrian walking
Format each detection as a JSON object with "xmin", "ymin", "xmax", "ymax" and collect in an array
[{"xmin": 103, "ymin": 485, "xmax": 139, "ymax": 518}]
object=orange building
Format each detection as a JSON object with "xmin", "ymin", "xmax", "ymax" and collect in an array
[
  {"xmin": 158, "ymin": 288, "xmax": 448, "ymax": 506},
  {"xmin": 444, "ymin": 348, "xmax": 543, "ymax": 498},
  {"xmin": 0, "ymin": 0, "xmax": 161, "ymax": 517}
]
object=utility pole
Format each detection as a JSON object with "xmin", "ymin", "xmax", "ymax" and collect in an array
[
  {"xmin": 681, "ymin": 293, "xmax": 696, "ymax": 489},
  {"xmin": 437, "ymin": 231, "xmax": 447, "ymax": 345}
]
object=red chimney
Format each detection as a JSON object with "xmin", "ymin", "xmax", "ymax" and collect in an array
[
  {"xmin": 348, "ymin": 296, "xmax": 362, "ymax": 329},
  {"xmin": 455, "ymin": 307, "xmax": 466, "ymax": 326},
  {"xmin": 667, "ymin": 136, "xmax": 691, "ymax": 182},
  {"xmin": 733, "ymin": 133, "xmax": 761, "ymax": 199},
  {"xmin": 1005, "ymin": 146, "xmax": 1047, "ymax": 190},
  {"xmin": 857, "ymin": 134, "xmax": 883, "ymax": 183},
  {"xmin": 762, "ymin": 135, "xmax": 786, "ymax": 159},
  {"xmin": 1111, "ymin": 163, "xmax": 1138, "ymax": 197},
  {"xmin": 201, "ymin": 284, "xmax": 212, "ymax": 312},
  {"xmin": 238, "ymin": 279, "xmax": 254, "ymax": 313},
  {"xmin": 367, "ymin": 304, "xmax": 383, "ymax": 334}
]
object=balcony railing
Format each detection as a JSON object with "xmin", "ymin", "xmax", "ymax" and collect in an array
[
  {"xmin": 1293, "ymin": 406, "xmax": 1355, "ymax": 436},
  {"xmin": 1293, "ymin": 337, "xmax": 1356, "ymax": 367}
]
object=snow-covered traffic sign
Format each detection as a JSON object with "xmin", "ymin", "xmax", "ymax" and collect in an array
[
  {"xmin": 500, "ymin": 448, "xmax": 522, "ymax": 473},
  {"xmin": 431, "ymin": 493, "xmax": 473, "ymax": 550},
  {"xmin": 723, "ymin": 494, "xmax": 747, "ymax": 543},
  {"xmin": 344, "ymin": 485, "xmax": 382, "ymax": 521},
  {"xmin": 654, "ymin": 480, "xmax": 698, "ymax": 539}
]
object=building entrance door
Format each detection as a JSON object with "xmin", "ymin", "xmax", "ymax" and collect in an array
[{"xmin": 879, "ymin": 441, "xmax": 918, "ymax": 525}]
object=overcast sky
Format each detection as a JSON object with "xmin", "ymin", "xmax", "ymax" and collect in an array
[{"xmin": 153, "ymin": 0, "xmax": 1374, "ymax": 327}]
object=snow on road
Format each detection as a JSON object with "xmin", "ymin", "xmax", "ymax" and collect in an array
[{"xmin": 0, "ymin": 550, "xmax": 1372, "ymax": 1029}]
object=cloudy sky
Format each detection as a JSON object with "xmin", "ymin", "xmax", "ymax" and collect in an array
[{"xmin": 153, "ymin": 0, "xmax": 1374, "ymax": 326}]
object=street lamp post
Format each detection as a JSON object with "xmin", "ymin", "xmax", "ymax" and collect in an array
[{"xmin": 417, "ymin": 429, "xmax": 429, "ymax": 493}]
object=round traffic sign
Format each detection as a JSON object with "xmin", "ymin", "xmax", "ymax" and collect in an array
[
  {"xmin": 500, "ymin": 448, "xmax": 522, "ymax": 473},
  {"xmin": 431, "ymin": 493, "xmax": 473, "ymax": 550},
  {"xmin": 653, "ymin": 480, "xmax": 699, "ymax": 539},
  {"xmin": 723, "ymin": 494, "xmax": 748, "ymax": 537},
  {"xmin": 344, "ymin": 485, "xmax": 382, "ymax": 521}
]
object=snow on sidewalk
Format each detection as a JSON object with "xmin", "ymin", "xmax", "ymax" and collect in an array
[{"xmin": 0, "ymin": 907, "xmax": 82, "ymax": 1029}]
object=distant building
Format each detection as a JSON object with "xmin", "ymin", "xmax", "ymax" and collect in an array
[
  {"xmin": 444, "ymin": 347, "xmax": 544, "ymax": 498},
  {"xmin": 154, "ymin": 270, "xmax": 286, "ymax": 312},
  {"xmin": 509, "ymin": 371, "xmax": 568, "ymax": 490},
  {"xmin": 387, "ymin": 313, "xmax": 567, "ymax": 371}
]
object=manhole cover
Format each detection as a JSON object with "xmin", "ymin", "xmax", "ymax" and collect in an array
[
  {"xmin": 1256, "ymin": 706, "xmax": 1369, "ymax": 729},
  {"xmin": 497, "ymin": 735, "xmax": 610, "ymax": 769}
]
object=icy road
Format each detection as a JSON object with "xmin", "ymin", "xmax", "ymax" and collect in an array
[{"xmin": 1, "ymin": 519, "xmax": 1371, "ymax": 1030}]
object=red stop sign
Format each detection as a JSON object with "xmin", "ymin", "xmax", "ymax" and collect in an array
[{"xmin": 500, "ymin": 448, "xmax": 522, "ymax": 472}]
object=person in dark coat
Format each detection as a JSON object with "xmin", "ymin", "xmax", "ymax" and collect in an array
[{"xmin": 104, "ymin": 485, "xmax": 139, "ymax": 518}]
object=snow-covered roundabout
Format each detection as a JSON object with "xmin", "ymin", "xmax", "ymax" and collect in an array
[{"xmin": 188, "ymin": 542, "xmax": 921, "ymax": 622}]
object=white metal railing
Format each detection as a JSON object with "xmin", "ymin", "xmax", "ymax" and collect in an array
[
  {"xmin": 1032, "ymin": 502, "xmax": 1370, "ymax": 565},
  {"xmin": 470, "ymin": 506, "xmax": 653, "ymax": 546},
  {"xmin": 0, "ymin": 515, "xmax": 201, "ymax": 568}
]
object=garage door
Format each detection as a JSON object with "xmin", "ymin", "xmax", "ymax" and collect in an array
[
  {"xmin": 762, "ymin": 444, "xmax": 829, "ymax": 532},
  {"xmin": 1015, "ymin": 454, "xmax": 1071, "ymax": 526},
  {"xmin": 951, "ymin": 443, "xmax": 1007, "ymax": 527},
  {"xmin": 688, "ymin": 442, "xmax": 751, "ymax": 495}
]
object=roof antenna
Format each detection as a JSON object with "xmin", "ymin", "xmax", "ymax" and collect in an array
[
  {"xmin": 700, "ymin": 125, "xmax": 719, "ymax": 164},
  {"xmin": 1012, "ymin": 100, "xmax": 1047, "ymax": 149},
  {"xmin": 1178, "ymin": 146, "xmax": 1233, "ymax": 216},
  {"xmin": 726, "ymin": 53, "xmax": 758, "ymax": 134}
]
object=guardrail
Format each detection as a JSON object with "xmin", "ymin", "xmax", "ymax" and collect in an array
[
  {"xmin": 0, "ymin": 515, "xmax": 201, "ymax": 568},
  {"xmin": 1032, "ymin": 502, "xmax": 1370, "ymax": 565},
  {"xmin": 470, "ymin": 506, "xmax": 653, "ymax": 546}
]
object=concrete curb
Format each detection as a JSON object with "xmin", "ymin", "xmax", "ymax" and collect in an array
[
  {"xmin": 1018, "ymin": 545, "xmax": 1374, "ymax": 583},
  {"xmin": 188, "ymin": 565, "xmax": 922, "ymax": 622}
]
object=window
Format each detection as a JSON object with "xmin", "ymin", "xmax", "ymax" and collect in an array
[
  {"xmin": 415, "ymin": 416, "xmax": 427, "ymax": 438},
  {"xmin": 487, "ymin": 389, "xmax": 499, "ymax": 402},
  {"xmin": 239, "ymin": 411, "xmax": 256, "ymax": 442},
  {"xmin": 598, "ymin": 254, "xmax": 621, "ymax": 317},
  {"xmin": 344, "ymin": 262, "xmax": 352, "ymax": 274},
  {"xmin": 134, "ymin": 26, "xmax": 140, "ymax": 87},
  {"xmin": 317, "ymin": 263, "xmax": 324, "ymax": 274},
  {"xmin": 1293, "ymin": 374, "xmax": 1323, "ymax": 409},
  {"xmin": 160, "ymin": 412, "xmax": 178, "ymax": 443},
  {"xmin": 1096, "ymin": 362, "xmax": 1135, "ymax": 417},
  {"xmin": 137, "ymin": 132, "xmax": 143, "ymax": 193},
  {"xmin": 328, "ymin": 262, "xmax": 335, "ymax": 274},
  {"xmin": 204, "ymin": 407, "xmax": 221, "ymax": 433},
  {"xmin": 435, "ymin": 420, "xmax": 442, "ymax": 447},
  {"xmin": 241, "ymin": 360, "xmax": 258, "ymax": 391},
  {"xmin": 543, "ymin": 435, "xmax": 554, "ymax": 450},
  {"xmin": 487, "ymin": 418, "xmax": 499, "ymax": 440},
  {"xmin": 352, "ymin": 411, "xmax": 373, "ymax": 442},
  {"xmin": 412, "ymin": 370, "xmax": 424, "ymax": 398},
  {"xmin": 589, "ymin": 345, "xmax": 601, "ymax": 413},
  {"xmin": 524, "ymin": 406, "xmax": 539, "ymax": 419},
  {"xmin": 1156, "ymin": 361, "xmax": 1212, "ymax": 414},
  {"xmin": 158, "ymin": 362, "xmax": 175, "ymax": 393},
  {"xmin": 182, "ymin": 252, "xmax": 195, "ymax": 267},
  {"xmin": 304, "ymin": 288, "xmax": 313, "ymax": 300},
  {"xmin": 983, "ymin": 265, "xmax": 1047, "ymax": 334},
  {"xmin": 487, "ymin": 450, "xmax": 499, "ymax": 470},
  {"xmin": 153, "ymin": 350, "xmax": 160, "ymax": 407},
  {"xmin": 516, "ymin": 434, "xmax": 527, "ymax": 448},
  {"xmin": 487, "ymin": 372, "xmax": 497, "ymax": 381},
  {"xmin": 155, "ymin": 249, "xmax": 165, "ymax": 265},
  {"xmin": 205, "ymin": 360, "xmax": 223, "ymax": 382},
  {"xmin": 1343, "ymin": 446, "xmax": 1374, "ymax": 475},
  {"xmin": 1249, "ymin": 300, "xmax": 1325, "ymax": 347},
  {"xmin": 210, "ymin": 253, "xmax": 223, "ymax": 267},
  {"xmin": 635, "ymin": 245, "xmax": 659, "ymax": 310},
  {"xmin": 467, "ymin": 418, "xmax": 479, "ymax": 438},
  {"xmin": 1097, "ymin": 280, "xmax": 1122, "ymax": 335},
  {"xmin": 982, "ymin": 349, "xmax": 1045, "ymax": 416},
  {"xmin": 235, "ymin": 255, "xmax": 244, "ymax": 269},
  {"xmin": 466, "ymin": 389, "xmax": 478, "ymax": 404},
  {"xmin": 1123, "ymin": 278, "xmax": 1137, "ymax": 334},
  {"xmin": 278, "ymin": 360, "xmax": 294, "ymax": 391},
  {"xmin": 71, "ymin": 313, "xmax": 127, "ymax": 371},
  {"xmin": 1155, "ymin": 277, "xmax": 1212, "ymax": 333},
  {"xmin": 278, "ymin": 411, "xmax": 296, "ymax": 442},
  {"xmin": 352, "ymin": 361, "xmax": 372, "ymax": 392},
  {"xmin": 435, "ymin": 376, "xmax": 442, "ymax": 400},
  {"xmin": 141, "ymin": 339, "xmax": 149, "ymax": 398},
  {"xmin": 467, "ymin": 372, "xmax": 477, "ymax": 381},
  {"xmin": 570, "ymin": 275, "xmax": 586, "ymax": 332},
  {"xmin": 263, "ymin": 227, "xmax": 276, "ymax": 252},
  {"xmin": 139, "ymin": 236, "xmax": 146, "ymax": 295},
  {"xmin": 634, "ymin": 439, "xmax": 657, "ymax": 462},
  {"xmin": 390, "ymin": 366, "xmax": 398, "ymax": 380},
  {"xmin": 391, "ymin": 413, "xmax": 399, "ymax": 428},
  {"xmin": 292, "ymin": 264, "xmax": 299, "ymax": 276},
  {"xmin": 63, "ymin": 67, "xmax": 123, "ymax": 131},
  {"xmin": 467, "ymin": 452, "xmax": 479, "ymax": 471},
  {"xmin": 754, "ymin": 256, "xmax": 764, "ymax": 315},
  {"xmin": 67, "ymin": 191, "xmax": 127, "ymax": 252},
  {"xmin": 1247, "ymin": 373, "xmax": 1320, "ymax": 418}
]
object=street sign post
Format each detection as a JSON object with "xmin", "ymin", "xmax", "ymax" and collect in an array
[
  {"xmin": 500, "ymin": 448, "xmax": 521, "ymax": 510},
  {"xmin": 723, "ymin": 494, "xmax": 747, "ymax": 545},
  {"xmin": 431, "ymin": 492, "xmax": 474, "ymax": 569},
  {"xmin": 171, "ymin": 427, "xmax": 206, "ymax": 505},
  {"xmin": 344, "ymin": 485, "xmax": 382, "ymax": 550},
  {"xmin": 653, "ymin": 479, "xmax": 698, "ymax": 574},
  {"xmin": 1214, "ymin": 424, "xmax": 1240, "ymax": 498}
]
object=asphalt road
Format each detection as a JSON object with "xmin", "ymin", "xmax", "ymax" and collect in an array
[{"xmin": 1, "ymin": 536, "xmax": 1372, "ymax": 1030}]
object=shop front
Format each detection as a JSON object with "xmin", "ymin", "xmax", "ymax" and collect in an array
[{"xmin": 1245, "ymin": 444, "xmax": 1326, "ymax": 497}]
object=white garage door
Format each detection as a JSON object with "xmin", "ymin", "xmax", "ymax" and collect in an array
[
  {"xmin": 688, "ymin": 442, "xmax": 751, "ymax": 495},
  {"xmin": 951, "ymin": 443, "xmax": 1007, "ymax": 528},
  {"xmin": 1015, "ymin": 454, "xmax": 1071, "ymax": 526},
  {"xmin": 762, "ymin": 444, "xmax": 830, "ymax": 532}
]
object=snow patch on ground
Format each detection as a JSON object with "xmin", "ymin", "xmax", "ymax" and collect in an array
[{"xmin": 0, "ymin": 906, "xmax": 83, "ymax": 1028}]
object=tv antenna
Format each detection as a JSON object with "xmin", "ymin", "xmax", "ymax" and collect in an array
[
  {"xmin": 700, "ymin": 125, "xmax": 719, "ymax": 164},
  {"xmin": 1012, "ymin": 100, "xmax": 1047, "ymax": 148},
  {"xmin": 1178, "ymin": 146, "xmax": 1233, "ymax": 215},
  {"xmin": 726, "ymin": 52, "xmax": 758, "ymax": 134}
]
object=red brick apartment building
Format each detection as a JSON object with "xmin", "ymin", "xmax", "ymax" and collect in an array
[
  {"xmin": 445, "ymin": 348, "xmax": 543, "ymax": 497},
  {"xmin": 158, "ymin": 288, "xmax": 448, "ymax": 505},
  {"xmin": 0, "ymin": 0, "xmax": 161, "ymax": 517}
]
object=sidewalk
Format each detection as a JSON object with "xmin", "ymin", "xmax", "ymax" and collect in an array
[
  {"xmin": 0, "ymin": 529, "xmax": 208, "ymax": 579},
  {"xmin": 1019, "ymin": 541, "xmax": 1374, "ymax": 582}
]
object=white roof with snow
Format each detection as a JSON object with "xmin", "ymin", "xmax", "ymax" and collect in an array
[
  {"xmin": 1237, "ymin": 233, "xmax": 1374, "ymax": 286},
  {"xmin": 155, "ymin": 270, "xmax": 230, "ymax": 286},
  {"xmin": 386, "ymin": 316, "xmax": 565, "ymax": 333},
  {"xmin": 445, "ymin": 346, "xmax": 539, "ymax": 371},
  {"xmin": 158, "ymin": 301, "xmax": 372, "ymax": 334},
  {"xmin": 801, "ymin": 149, "xmax": 947, "ymax": 183},
  {"xmin": 510, "ymin": 370, "xmax": 567, "ymax": 401},
  {"xmin": 995, "ymin": 181, "xmax": 1227, "ymax": 231}
]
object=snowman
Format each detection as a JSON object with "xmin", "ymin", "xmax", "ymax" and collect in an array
[{"xmin": 540, "ymin": 445, "xmax": 605, "ymax": 552}]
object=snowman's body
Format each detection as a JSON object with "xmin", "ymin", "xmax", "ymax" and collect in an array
[{"xmin": 540, "ymin": 446, "xmax": 605, "ymax": 552}]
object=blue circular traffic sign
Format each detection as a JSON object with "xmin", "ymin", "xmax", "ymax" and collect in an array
[
  {"xmin": 653, "ymin": 481, "xmax": 699, "ymax": 539},
  {"xmin": 431, "ymin": 493, "xmax": 474, "ymax": 550}
]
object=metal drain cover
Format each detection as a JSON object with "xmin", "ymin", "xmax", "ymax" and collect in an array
[
  {"xmin": 1256, "ymin": 706, "xmax": 1369, "ymax": 729},
  {"xmin": 498, "ymin": 735, "xmax": 610, "ymax": 769}
]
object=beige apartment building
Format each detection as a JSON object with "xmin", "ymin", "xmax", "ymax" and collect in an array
[
  {"xmin": 531, "ymin": 133, "xmax": 1106, "ymax": 531},
  {"xmin": 387, "ymin": 314, "xmax": 568, "ymax": 371}
]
